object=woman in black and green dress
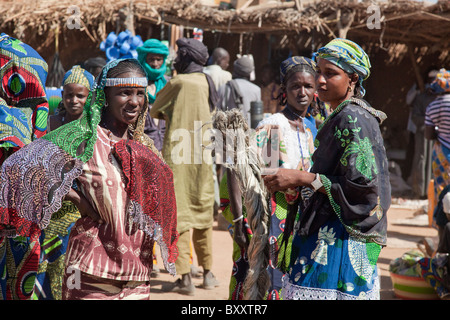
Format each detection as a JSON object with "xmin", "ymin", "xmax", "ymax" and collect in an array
[{"xmin": 263, "ymin": 38, "xmax": 390, "ymax": 300}]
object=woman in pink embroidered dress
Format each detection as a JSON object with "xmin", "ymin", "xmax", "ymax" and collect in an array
[
  {"xmin": 61, "ymin": 59, "xmax": 177, "ymax": 300},
  {"xmin": 0, "ymin": 59, "xmax": 178, "ymax": 300}
]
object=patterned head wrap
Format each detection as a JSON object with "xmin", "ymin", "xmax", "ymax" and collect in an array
[
  {"xmin": 136, "ymin": 39, "xmax": 169, "ymax": 104},
  {"xmin": 279, "ymin": 56, "xmax": 316, "ymax": 85},
  {"xmin": 0, "ymin": 33, "xmax": 49, "ymax": 159},
  {"xmin": 314, "ymin": 38, "xmax": 371, "ymax": 97},
  {"xmin": 62, "ymin": 65, "xmax": 95, "ymax": 90},
  {"xmin": 430, "ymin": 68, "xmax": 450, "ymax": 94}
]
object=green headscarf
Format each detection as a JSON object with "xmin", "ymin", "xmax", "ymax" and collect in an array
[
  {"xmin": 314, "ymin": 38, "xmax": 371, "ymax": 97},
  {"xmin": 136, "ymin": 39, "xmax": 169, "ymax": 104}
]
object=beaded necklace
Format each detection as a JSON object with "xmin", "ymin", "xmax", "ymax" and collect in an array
[{"xmin": 286, "ymin": 106, "xmax": 308, "ymax": 170}]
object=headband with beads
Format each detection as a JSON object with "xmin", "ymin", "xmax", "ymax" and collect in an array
[{"xmin": 105, "ymin": 77, "xmax": 148, "ymax": 87}]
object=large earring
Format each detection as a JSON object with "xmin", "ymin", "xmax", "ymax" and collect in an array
[
  {"xmin": 348, "ymin": 86, "xmax": 353, "ymax": 92},
  {"xmin": 282, "ymin": 93, "xmax": 287, "ymax": 106}
]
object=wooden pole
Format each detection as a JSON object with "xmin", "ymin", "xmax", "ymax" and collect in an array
[
  {"xmin": 337, "ymin": 9, "xmax": 355, "ymax": 39},
  {"xmin": 407, "ymin": 45, "xmax": 425, "ymax": 93}
]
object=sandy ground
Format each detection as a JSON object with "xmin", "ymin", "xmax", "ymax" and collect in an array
[{"xmin": 149, "ymin": 199, "xmax": 438, "ymax": 301}]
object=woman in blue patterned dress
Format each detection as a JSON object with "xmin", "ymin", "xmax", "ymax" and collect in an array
[{"xmin": 263, "ymin": 38, "xmax": 391, "ymax": 300}]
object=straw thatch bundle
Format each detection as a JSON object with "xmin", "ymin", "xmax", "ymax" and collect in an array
[{"xmin": 212, "ymin": 109, "xmax": 271, "ymax": 300}]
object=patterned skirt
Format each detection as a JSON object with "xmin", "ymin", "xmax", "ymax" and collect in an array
[
  {"xmin": 282, "ymin": 217, "xmax": 381, "ymax": 300},
  {"xmin": 0, "ymin": 202, "xmax": 80, "ymax": 300},
  {"xmin": 33, "ymin": 201, "xmax": 80, "ymax": 300},
  {"xmin": 431, "ymin": 142, "xmax": 450, "ymax": 208},
  {"xmin": 219, "ymin": 174, "xmax": 251, "ymax": 300},
  {"xmin": 0, "ymin": 235, "xmax": 40, "ymax": 300}
]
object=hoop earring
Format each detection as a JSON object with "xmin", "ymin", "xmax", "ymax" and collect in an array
[{"xmin": 348, "ymin": 86, "xmax": 353, "ymax": 92}]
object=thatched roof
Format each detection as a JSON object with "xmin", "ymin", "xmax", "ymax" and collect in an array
[{"xmin": 1, "ymin": 0, "xmax": 449, "ymax": 48}]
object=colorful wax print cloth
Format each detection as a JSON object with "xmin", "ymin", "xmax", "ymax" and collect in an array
[
  {"xmin": 255, "ymin": 112, "xmax": 316, "ymax": 171},
  {"xmin": 219, "ymin": 173, "xmax": 252, "ymax": 300},
  {"xmin": 430, "ymin": 142, "xmax": 450, "ymax": 211},
  {"xmin": 33, "ymin": 202, "xmax": 80, "ymax": 300},
  {"xmin": 426, "ymin": 94, "xmax": 450, "ymax": 207},
  {"xmin": 34, "ymin": 66, "xmax": 94, "ymax": 298},
  {"xmin": 0, "ymin": 132, "xmax": 178, "ymax": 277},
  {"xmin": 279, "ymin": 56, "xmax": 316, "ymax": 85},
  {"xmin": 255, "ymin": 112, "xmax": 317, "ymax": 298},
  {"xmin": 62, "ymin": 65, "xmax": 94, "ymax": 90},
  {"xmin": 282, "ymin": 217, "xmax": 381, "ymax": 300},
  {"xmin": 0, "ymin": 33, "xmax": 48, "ymax": 300},
  {"xmin": 313, "ymin": 38, "xmax": 371, "ymax": 98},
  {"xmin": 430, "ymin": 68, "xmax": 450, "ymax": 94},
  {"xmin": 0, "ymin": 33, "xmax": 48, "ymax": 163},
  {"xmin": 0, "ymin": 235, "xmax": 40, "ymax": 300},
  {"xmin": 417, "ymin": 253, "xmax": 450, "ymax": 299},
  {"xmin": 282, "ymin": 98, "xmax": 390, "ymax": 300}
]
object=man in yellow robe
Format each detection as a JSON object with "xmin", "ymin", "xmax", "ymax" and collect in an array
[{"xmin": 151, "ymin": 37, "xmax": 219, "ymax": 295}]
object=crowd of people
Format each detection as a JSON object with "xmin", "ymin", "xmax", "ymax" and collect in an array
[{"xmin": 0, "ymin": 30, "xmax": 449, "ymax": 301}]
